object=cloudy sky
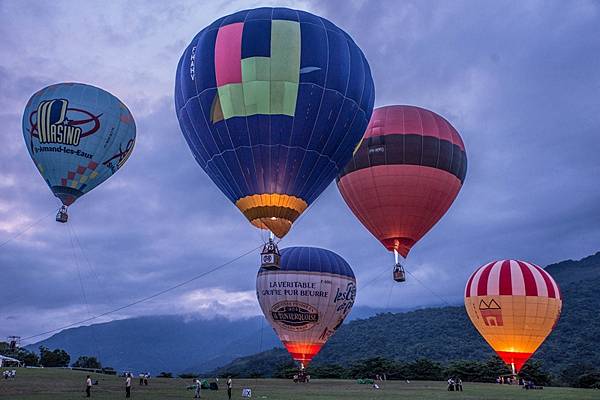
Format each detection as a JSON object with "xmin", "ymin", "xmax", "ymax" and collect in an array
[{"xmin": 1, "ymin": 0, "xmax": 599, "ymax": 343}]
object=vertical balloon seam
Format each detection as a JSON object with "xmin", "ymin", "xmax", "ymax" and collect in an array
[
  {"xmin": 76, "ymin": 88, "xmax": 122, "ymax": 198},
  {"xmin": 192, "ymin": 26, "xmax": 244, "ymax": 202},
  {"xmin": 92, "ymin": 99, "xmax": 129, "ymax": 192},
  {"xmin": 221, "ymin": 11, "xmax": 253, "ymax": 198},
  {"xmin": 189, "ymin": 22, "xmax": 240, "ymax": 200},
  {"xmin": 178, "ymin": 40, "xmax": 237, "ymax": 201},
  {"xmin": 284, "ymin": 15, "xmax": 329, "ymax": 204},
  {"xmin": 204, "ymin": 13, "xmax": 258, "ymax": 201},
  {"xmin": 279, "ymin": 8, "xmax": 302, "ymax": 197},
  {"xmin": 241, "ymin": 12, "xmax": 260, "ymax": 200},
  {"xmin": 299, "ymin": 27, "xmax": 354, "ymax": 202},
  {"xmin": 280, "ymin": 12, "xmax": 313, "ymax": 197}
]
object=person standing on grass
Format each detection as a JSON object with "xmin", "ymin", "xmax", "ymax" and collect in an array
[
  {"xmin": 227, "ymin": 376, "xmax": 233, "ymax": 400},
  {"xmin": 85, "ymin": 375, "xmax": 92, "ymax": 397},
  {"xmin": 125, "ymin": 373, "xmax": 132, "ymax": 398},
  {"xmin": 194, "ymin": 378, "xmax": 201, "ymax": 399}
]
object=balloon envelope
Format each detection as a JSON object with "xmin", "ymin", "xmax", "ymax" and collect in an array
[
  {"xmin": 256, "ymin": 247, "xmax": 356, "ymax": 366},
  {"xmin": 175, "ymin": 7, "xmax": 375, "ymax": 238},
  {"xmin": 22, "ymin": 82, "xmax": 136, "ymax": 206},
  {"xmin": 464, "ymin": 260, "xmax": 562, "ymax": 373},
  {"xmin": 337, "ymin": 105, "xmax": 467, "ymax": 257}
]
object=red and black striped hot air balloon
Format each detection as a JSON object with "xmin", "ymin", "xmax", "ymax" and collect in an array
[{"xmin": 337, "ymin": 105, "xmax": 467, "ymax": 281}]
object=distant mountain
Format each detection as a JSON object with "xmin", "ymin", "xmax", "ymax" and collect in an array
[
  {"xmin": 25, "ymin": 306, "xmax": 401, "ymax": 374},
  {"xmin": 26, "ymin": 316, "xmax": 280, "ymax": 374},
  {"xmin": 212, "ymin": 252, "xmax": 600, "ymax": 377},
  {"xmin": 28, "ymin": 253, "xmax": 599, "ymax": 376}
]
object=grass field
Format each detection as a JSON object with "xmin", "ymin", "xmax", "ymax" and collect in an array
[{"xmin": 0, "ymin": 368, "xmax": 596, "ymax": 399}]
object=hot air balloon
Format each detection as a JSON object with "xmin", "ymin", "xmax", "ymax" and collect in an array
[
  {"xmin": 464, "ymin": 260, "xmax": 562, "ymax": 374},
  {"xmin": 337, "ymin": 105, "xmax": 467, "ymax": 282},
  {"xmin": 256, "ymin": 247, "xmax": 356, "ymax": 369},
  {"xmin": 22, "ymin": 82, "xmax": 136, "ymax": 222},
  {"xmin": 174, "ymin": 7, "xmax": 375, "ymax": 263}
]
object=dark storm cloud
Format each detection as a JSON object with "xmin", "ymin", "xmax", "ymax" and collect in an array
[{"xmin": 0, "ymin": 0, "xmax": 599, "ymax": 342}]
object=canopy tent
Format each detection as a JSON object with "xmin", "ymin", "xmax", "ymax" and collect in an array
[{"xmin": 0, "ymin": 354, "xmax": 23, "ymax": 367}]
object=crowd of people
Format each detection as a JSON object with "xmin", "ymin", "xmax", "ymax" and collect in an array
[
  {"xmin": 2, "ymin": 370, "xmax": 16, "ymax": 379},
  {"xmin": 447, "ymin": 377, "xmax": 463, "ymax": 391},
  {"xmin": 293, "ymin": 371, "xmax": 310, "ymax": 383},
  {"xmin": 495, "ymin": 375, "xmax": 539, "ymax": 388},
  {"xmin": 138, "ymin": 372, "xmax": 150, "ymax": 386}
]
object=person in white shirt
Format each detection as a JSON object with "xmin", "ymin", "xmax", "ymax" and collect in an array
[
  {"xmin": 125, "ymin": 373, "xmax": 132, "ymax": 398},
  {"xmin": 227, "ymin": 377, "xmax": 233, "ymax": 400},
  {"xmin": 194, "ymin": 378, "xmax": 201, "ymax": 399},
  {"xmin": 85, "ymin": 375, "xmax": 92, "ymax": 397}
]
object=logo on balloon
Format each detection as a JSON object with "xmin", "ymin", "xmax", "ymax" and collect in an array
[
  {"xmin": 271, "ymin": 301, "xmax": 319, "ymax": 331},
  {"xmin": 189, "ymin": 46, "xmax": 196, "ymax": 81},
  {"xmin": 333, "ymin": 282, "xmax": 356, "ymax": 314},
  {"xmin": 102, "ymin": 138, "xmax": 135, "ymax": 173},
  {"xmin": 29, "ymin": 99, "xmax": 101, "ymax": 146},
  {"xmin": 479, "ymin": 299, "xmax": 504, "ymax": 327}
]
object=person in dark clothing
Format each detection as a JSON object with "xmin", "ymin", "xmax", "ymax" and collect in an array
[
  {"xmin": 86, "ymin": 375, "xmax": 92, "ymax": 397},
  {"xmin": 457, "ymin": 378, "xmax": 463, "ymax": 391},
  {"xmin": 227, "ymin": 376, "xmax": 232, "ymax": 400}
]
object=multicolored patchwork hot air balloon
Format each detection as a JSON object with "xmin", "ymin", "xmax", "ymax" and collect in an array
[
  {"xmin": 464, "ymin": 260, "xmax": 562, "ymax": 374},
  {"xmin": 337, "ymin": 105, "xmax": 467, "ymax": 281},
  {"xmin": 22, "ymin": 82, "xmax": 136, "ymax": 222},
  {"xmin": 256, "ymin": 247, "xmax": 356, "ymax": 368},
  {"xmin": 175, "ymin": 7, "xmax": 375, "ymax": 239}
]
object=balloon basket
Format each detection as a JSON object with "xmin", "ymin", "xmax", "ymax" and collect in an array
[
  {"xmin": 260, "ymin": 238, "xmax": 281, "ymax": 270},
  {"xmin": 56, "ymin": 206, "xmax": 68, "ymax": 223}
]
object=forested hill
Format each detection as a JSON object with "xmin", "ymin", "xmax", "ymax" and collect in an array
[{"xmin": 213, "ymin": 252, "xmax": 600, "ymax": 378}]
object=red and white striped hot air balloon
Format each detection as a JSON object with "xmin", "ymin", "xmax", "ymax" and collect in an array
[{"xmin": 464, "ymin": 260, "xmax": 562, "ymax": 374}]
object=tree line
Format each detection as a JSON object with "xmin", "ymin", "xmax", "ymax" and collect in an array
[
  {"xmin": 0, "ymin": 341, "xmax": 105, "ymax": 371},
  {"xmin": 218, "ymin": 354, "xmax": 600, "ymax": 389}
]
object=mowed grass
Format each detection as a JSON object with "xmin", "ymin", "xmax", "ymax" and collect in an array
[{"xmin": 0, "ymin": 368, "xmax": 596, "ymax": 400}]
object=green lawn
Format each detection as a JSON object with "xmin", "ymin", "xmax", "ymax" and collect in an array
[{"xmin": 0, "ymin": 368, "xmax": 596, "ymax": 399}]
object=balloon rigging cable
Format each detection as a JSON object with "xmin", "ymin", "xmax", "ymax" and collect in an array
[
  {"xmin": 21, "ymin": 243, "xmax": 262, "ymax": 343},
  {"xmin": 67, "ymin": 222, "xmax": 101, "ymax": 359},
  {"xmin": 0, "ymin": 209, "xmax": 55, "ymax": 250},
  {"xmin": 15, "ymin": 190, "xmax": 329, "ymax": 344}
]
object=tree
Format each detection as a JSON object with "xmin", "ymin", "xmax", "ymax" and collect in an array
[
  {"xmin": 158, "ymin": 372, "xmax": 173, "ymax": 378},
  {"xmin": 559, "ymin": 363, "xmax": 597, "ymax": 387},
  {"xmin": 405, "ymin": 359, "xmax": 444, "ymax": 381},
  {"xmin": 481, "ymin": 356, "xmax": 511, "ymax": 382},
  {"xmin": 19, "ymin": 350, "xmax": 40, "ymax": 367},
  {"xmin": 0, "ymin": 341, "xmax": 39, "ymax": 366},
  {"xmin": 308, "ymin": 364, "xmax": 348, "ymax": 379},
  {"xmin": 576, "ymin": 372, "xmax": 600, "ymax": 389},
  {"xmin": 519, "ymin": 360, "xmax": 552, "ymax": 386},
  {"xmin": 348, "ymin": 357, "xmax": 398, "ymax": 379},
  {"xmin": 444, "ymin": 360, "xmax": 487, "ymax": 382},
  {"xmin": 72, "ymin": 356, "xmax": 102, "ymax": 369},
  {"xmin": 273, "ymin": 360, "xmax": 299, "ymax": 379},
  {"xmin": 178, "ymin": 373, "xmax": 199, "ymax": 379},
  {"xmin": 39, "ymin": 346, "xmax": 70, "ymax": 367}
]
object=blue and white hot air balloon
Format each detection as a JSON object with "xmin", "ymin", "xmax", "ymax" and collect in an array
[{"xmin": 22, "ymin": 82, "xmax": 136, "ymax": 222}]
